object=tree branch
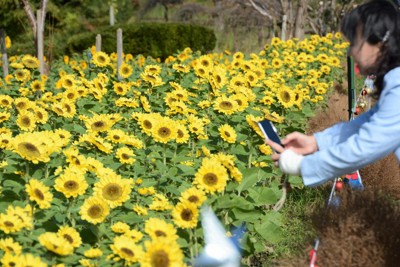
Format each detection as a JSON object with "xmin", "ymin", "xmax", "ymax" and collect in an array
[
  {"xmin": 40, "ymin": 0, "xmax": 49, "ymax": 31},
  {"xmin": 20, "ymin": 0, "xmax": 37, "ymax": 38},
  {"xmin": 247, "ymin": 0, "xmax": 273, "ymax": 20}
]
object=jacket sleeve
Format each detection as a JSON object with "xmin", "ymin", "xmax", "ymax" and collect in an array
[
  {"xmin": 314, "ymin": 107, "xmax": 375, "ymax": 151},
  {"xmin": 301, "ymin": 68, "xmax": 400, "ymax": 187}
]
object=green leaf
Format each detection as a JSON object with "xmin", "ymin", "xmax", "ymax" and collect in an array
[
  {"xmin": 215, "ymin": 195, "xmax": 254, "ymax": 210},
  {"xmin": 3, "ymin": 179, "xmax": 24, "ymax": 192},
  {"xmin": 231, "ymin": 208, "xmax": 263, "ymax": 223},
  {"xmin": 247, "ymin": 187, "xmax": 280, "ymax": 206},
  {"xmin": 254, "ymin": 213, "xmax": 284, "ymax": 244},
  {"xmin": 230, "ymin": 144, "xmax": 248, "ymax": 155},
  {"xmin": 237, "ymin": 167, "xmax": 259, "ymax": 193}
]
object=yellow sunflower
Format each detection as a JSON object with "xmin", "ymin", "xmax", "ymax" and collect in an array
[
  {"xmin": 15, "ymin": 253, "xmax": 47, "ymax": 267},
  {"xmin": 119, "ymin": 62, "xmax": 133, "ymax": 78},
  {"xmin": 54, "ymin": 168, "xmax": 88, "ymax": 198},
  {"xmin": 111, "ymin": 221, "xmax": 130, "ymax": 234},
  {"xmin": 179, "ymin": 187, "xmax": 207, "ymax": 207},
  {"xmin": 30, "ymin": 80, "xmax": 45, "ymax": 92},
  {"xmin": 213, "ymin": 95, "xmax": 239, "ymax": 115},
  {"xmin": 84, "ymin": 248, "xmax": 103, "ymax": 258},
  {"xmin": 38, "ymin": 232, "xmax": 74, "ymax": 256},
  {"xmin": 25, "ymin": 179, "xmax": 53, "ymax": 209},
  {"xmin": 14, "ymin": 69, "xmax": 30, "ymax": 82},
  {"xmin": 111, "ymin": 235, "xmax": 144, "ymax": 264},
  {"xmin": 79, "ymin": 196, "xmax": 110, "ymax": 225},
  {"xmin": 92, "ymin": 51, "xmax": 110, "ymax": 67},
  {"xmin": 12, "ymin": 133, "xmax": 50, "ymax": 164},
  {"xmin": 57, "ymin": 226, "xmax": 82, "ymax": 248},
  {"xmin": 144, "ymin": 218, "xmax": 179, "ymax": 241},
  {"xmin": 194, "ymin": 157, "xmax": 228, "ymax": 194},
  {"xmin": 115, "ymin": 146, "xmax": 136, "ymax": 164},
  {"xmin": 113, "ymin": 81, "xmax": 129, "ymax": 96},
  {"xmin": 21, "ymin": 55, "xmax": 40, "ymax": 69},
  {"xmin": 140, "ymin": 238, "xmax": 184, "ymax": 267},
  {"xmin": 175, "ymin": 123, "xmax": 190, "ymax": 144},
  {"xmin": 0, "ymin": 214, "xmax": 24, "ymax": 233},
  {"xmin": 84, "ymin": 114, "xmax": 115, "ymax": 133},
  {"xmin": 16, "ymin": 111, "xmax": 36, "ymax": 132},
  {"xmin": 32, "ymin": 107, "xmax": 49, "ymax": 124},
  {"xmin": 276, "ymin": 87, "xmax": 295, "ymax": 108},
  {"xmin": 0, "ymin": 95, "xmax": 13, "ymax": 108},
  {"xmin": 0, "ymin": 237, "xmax": 22, "ymax": 255},
  {"xmin": 218, "ymin": 124, "xmax": 237, "ymax": 144},
  {"xmin": 93, "ymin": 175, "xmax": 133, "ymax": 208},
  {"xmin": 171, "ymin": 201, "xmax": 199, "ymax": 229},
  {"xmin": 151, "ymin": 119, "xmax": 178, "ymax": 144},
  {"xmin": 106, "ymin": 129, "xmax": 127, "ymax": 143},
  {"xmin": 0, "ymin": 111, "xmax": 10, "ymax": 123}
]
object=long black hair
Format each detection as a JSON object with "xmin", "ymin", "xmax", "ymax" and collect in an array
[{"xmin": 341, "ymin": 0, "xmax": 400, "ymax": 96}]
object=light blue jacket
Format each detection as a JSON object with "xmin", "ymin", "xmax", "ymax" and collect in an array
[{"xmin": 301, "ymin": 66, "xmax": 400, "ymax": 187}]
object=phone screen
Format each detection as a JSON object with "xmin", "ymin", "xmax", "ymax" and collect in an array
[{"xmin": 257, "ymin": 119, "xmax": 282, "ymax": 146}]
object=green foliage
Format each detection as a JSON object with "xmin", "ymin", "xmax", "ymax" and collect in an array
[{"xmin": 66, "ymin": 23, "xmax": 216, "ymax": 60}]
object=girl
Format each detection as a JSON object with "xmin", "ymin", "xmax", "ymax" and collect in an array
[{"xmin": 267, "ymin": 0, "xmax": 400, "ymax": 187}]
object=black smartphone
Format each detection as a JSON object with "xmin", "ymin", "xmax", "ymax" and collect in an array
[{"xmin": 257, "ymin": 119, "xmax": 282, "ymax": 147}]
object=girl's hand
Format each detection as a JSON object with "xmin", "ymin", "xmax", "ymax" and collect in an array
[
  {"xmin": 281, "ymin": 132, "xmax": 318, "ymax": 155},
  {"xmin": 265, "ymin": 139, "xmax": 284, "ymax": 166}
]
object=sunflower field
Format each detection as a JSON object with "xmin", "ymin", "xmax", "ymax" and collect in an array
[{"xmin": 0, "ymin": 33, "xmax": 347, "ymax": 266}]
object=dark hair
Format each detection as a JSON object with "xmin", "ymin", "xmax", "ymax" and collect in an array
[{"xmin": 341, "ymin": 0, "xmax": 400, "ymax": 96}]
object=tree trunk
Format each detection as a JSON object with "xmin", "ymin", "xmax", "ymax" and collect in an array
[{"xmin": 293, "ymin": 0, "xmax": 306, "ymax": 39}]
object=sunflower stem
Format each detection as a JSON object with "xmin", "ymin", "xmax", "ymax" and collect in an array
[{"xmin": 189, "ymin": 229, "xmax": 194, "ymax": 260}]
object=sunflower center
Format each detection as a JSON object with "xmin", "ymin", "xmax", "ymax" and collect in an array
[
  {"xmin": 4, "ymin": 221, "xmax": 14, "ymax": 227},
  {"xmin": 64, "ymin": 181, "xmax": 78, "ymax": 191},
  {"xmin": 220, "ymin": 101, "xmax": 233, "ymax": 110},
  {"xmin": 224, "ymin": 131, "xmax": 231, "ymax": 138},
  {"xmin": 188, "ymin": 196, "xmax": 199, "ymax": 203},
  {"xmin": 1, "ymin": 100, "xmax": 9, "ymax": 105},
  {"xmin": 65, "ymin": 80, "xmax": 73, "ymax": 87},
  {"xmin": 34, "ymin": 189, "xmax": 45, "ymax": 200},
  {"xmin": 122, "ymin": 247, "xmax": 134, "ymax": 257},
  {"xmin": 143, "ymin": 120, "xmax": 152, "ymax": 129},
  {"xmin": 122, "ymin": 153, "xmax": 130, "ymax": 160},
  {"xmin": 155, "ymin": 230, "xmax": 167, "ymax": 237},
  {"xmin": 113, "ymin": 135, "xmax": 120, "ymax": 140},
  {"xmin": 98, "ymin": 56, "xmax": 106, "ymax": 63},
  {"xmin": 158, "ymin": 127, "xmax": 171, "ymax": 138},
  {"xmin": 21, "ymin": 116, "xmax": 31, "ymax": 126},
  {"xmin": 67, "ymin": 93, "xmax": 75, "ymax": 99},
  {"xmin": 102, "ymin": 183, "xmax": 122, "ymax": 200},
  {"xmin": 88, "ymin": 205, "xmax": 103, "ymax": 218},
  {"xmin": 6, "ymin": 246, "xmax": 14, "ymax": 253},
  {"xmin": 177, "ymin": 130, "xmax": 184, "ymax": 138},
  {"xmin": 36, "ymin": 112, "xmax": 43, "ymax": 119},
  {"xmin": 204, "ymin": 173, "xmax": 218, "ymax": 186},
  {"xmin": 16, "ymin": 103, "xmax": 26, "ymax": 109},
  {"xmin": 62, "ymin": 234, "xmax": 74, "ymax": 244},
  {"xmin": 92, "ymin": 121, "xmax": 106, "ymax": 129},
  {"xmin": 181, "ymin": 209, "xmax": 193, "ymax": 221},
  {"xmin": 216, "ymin": 75, "xmax": 222, "ymax": 83},
  {"xmin": 151, "ymin": 250, "xmax": 170, "ymax": 267},
  {"xmin": 18, "ymin": 142, "xmax": 40, "ymax": 156},
  {"xmin": 281, "ymin": 92, "xmax": 291, "ymax": 102}
]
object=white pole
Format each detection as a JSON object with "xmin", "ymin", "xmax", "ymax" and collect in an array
[
  {"xmin": 37, "ymin": 9, "xmax": 44, "ymax": 75},
  {"xmin": 117, "ymin": 28, "xmax": 123, "ymax": 80},
  {"xmin": 0, "ymin": 29, "xmax": 8, "ymax": 77},
  {"xmin": 110, "ymin": 6, "xmax": 115, "ymax": 26},
  {"xmin": 96, "ymin": 34, "xmax": 102, "ymax": 52}
]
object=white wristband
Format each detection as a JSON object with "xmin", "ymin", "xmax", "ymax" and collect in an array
[{"xmin": 279, "ymin": 149, "xmax": 304, "ymax": 175}]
